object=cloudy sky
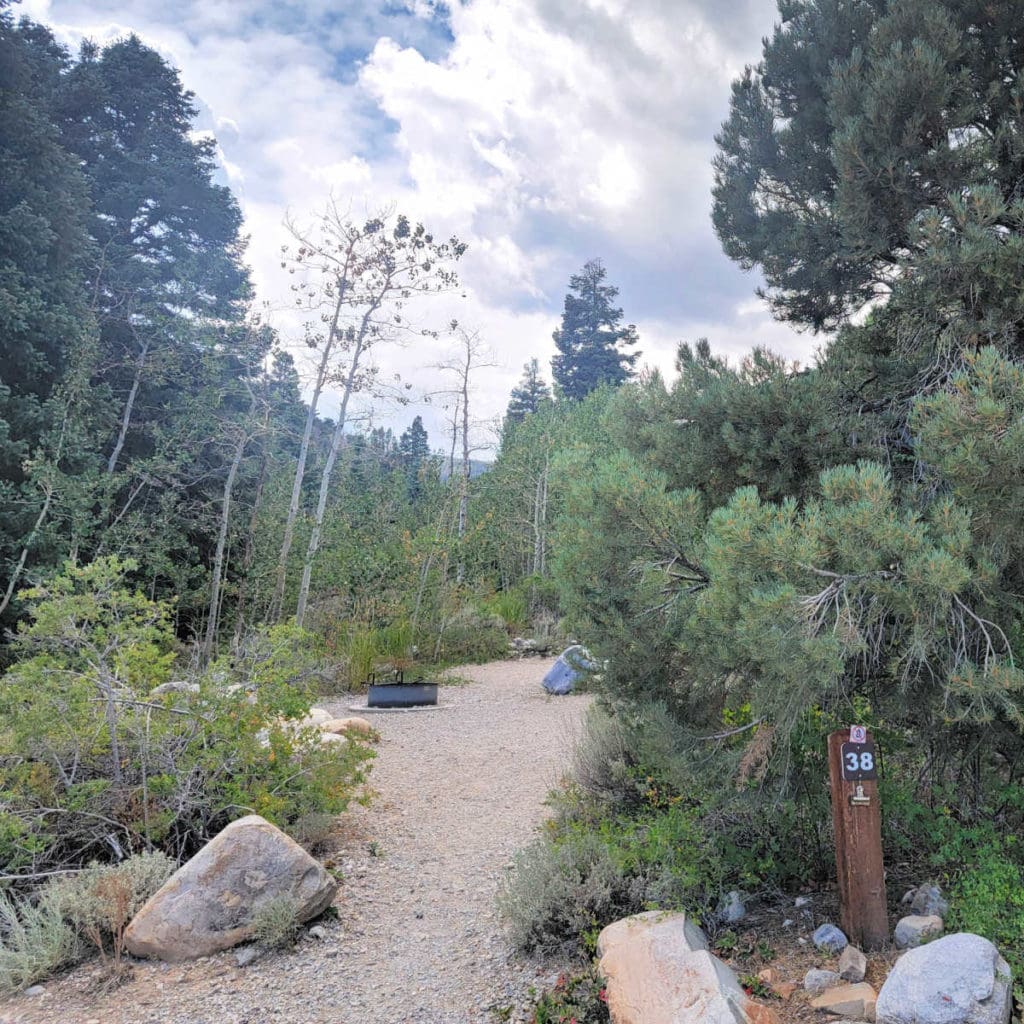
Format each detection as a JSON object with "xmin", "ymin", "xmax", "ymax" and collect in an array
[{"xmin": 23, "ymin": 0, "xmax": 811, "ymax": 446}]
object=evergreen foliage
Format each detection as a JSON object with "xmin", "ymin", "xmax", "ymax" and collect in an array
[
  {"xmin": 505, "ymin": 358, "xmax": 552, "ymax": 425},
  {"xmin": 551, "ymin": 260, "xmax": 639, "ymax": 400}
]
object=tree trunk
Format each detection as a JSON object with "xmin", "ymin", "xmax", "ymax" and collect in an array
[
  {"xmin": 294, "ymin": 330, "xmax": 367, "ymax": 627},
  {"xmin": 106, "ymin": 335, "xmax": 150, "ymax": 475},
  {"xmin": 456, "ymin": 364, "xmax": 470, "ymax": 584},
  {"xmin": 0, "ymin": 412, "xmax": 70, "ymax": 617},
  {"xmin": 232, "ymin": 447, "xmax": 269, "ymax": 648},
  {"xmin": 202, "ymin": 428, "xmax": 247, "ymax": 664},
  {"xmin": 269, "ymin": 292, "xmax": 344, "ymax": 621}
]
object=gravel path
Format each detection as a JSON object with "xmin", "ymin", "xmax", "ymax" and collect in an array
[{"xmin": 0, "ymin": 657, "xmax": 590, "ymax": 1024}]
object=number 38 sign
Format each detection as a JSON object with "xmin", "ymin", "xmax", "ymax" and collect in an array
[{"xmin": 841, "ymin": 737, "xmax": 877, "ymax": 780}]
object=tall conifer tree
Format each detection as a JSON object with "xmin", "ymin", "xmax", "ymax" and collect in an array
[{"xmin": 551, "ymin": 259, "xmax": 639, "ymax": 401}]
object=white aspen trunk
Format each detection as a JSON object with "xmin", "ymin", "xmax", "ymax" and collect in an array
[
  {"xmin": 232, "ymin": 446, "xmax": 269, "ymax": 648},
  {"xmin": 532, "ymin": 469, "xmax": 544, "ymax": 576},
  {"xmin": 202, "ymin": 428, "xmax": 247, "ymax": 664},
  {"xmin": 539, "ymin": 457, "xmax": 549, "ymax": 576},
  {"xmin": 456, "ymin": 365, "xmax": 470, "ymax": 585},
  {"xmin": 294, "ymin": 329, "xmax": 367, "ymax": 627},
  {"xmin": 106, "ymin": 336, "xmax": 150, "ymax": 475},
  {"xmin": 447, "ymin": 394, "xmax": 460, "ymax": 480},
  {"xmin": 269, "ymin": 292, "xmax": 344, "ymax": 620}
]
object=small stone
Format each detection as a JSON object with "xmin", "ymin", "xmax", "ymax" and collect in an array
[
  {"xmin": 894, "ymin": 914, "xmax": 943, "ymax": 949},
  {"xmin": 839, "ymin": 944, "xmax": 867, "ymax": 982},
  {"xmin": 774, "ymin": 981, "xmax": 799, "ymax": 1001},
  {"xmin": 782, "ymin": 918, "xmax": 794, "ymax": 928},
  {"xmin": 910, "ymin": 885, "xmax": 949, "ymax": 919},
  {"xmin": 717, "ymin": 889, "xmax": 746, "ymax": 924},
  {"xmin": 813, "ymin": 923, "xmax": 849, "ymax": 954},
  {"xmin": 805, "ymin": 969, "xmax": 842, "ymax": 995},
  {"xmin": 23, "ymin": 985, "xmax": 45, "ymax": 997},
  {"xmin": 308, "ymin": 925, "xmax": 327, "ymax": 940},
  {"xmin": 234, "ymin": 946, "xmax": 261, "ymax": 967},
  {"xmin": 810, "ymin": 982, "xmax": 877, "ymax": 1018},
  {"xmin": 757, "ymin": 968, "xmax": 778, "ymax": 984},
  {"xmin": 795, "ymin": 895, "xmax": 813, "ymax": 908}
]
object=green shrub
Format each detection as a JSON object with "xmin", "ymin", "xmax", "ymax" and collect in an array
[
  {"xmin": 0, "ymin": 889, "xmax": 79, "ymax": 995},
  {"xmin": 482, "ymin": 590, "xmax": 528, "ymax": 632},
  {"xmin": 430, "ymin": 606, "xmax": 508, "ymax": 665},
  {"xmin": 250, "ymin": 893, "xmax": 302, "ymax": 950},
  {"xmin": 528, "ymin": 966, "xmax": 610, "ymax": 1024},
  {"xmin": 0, "ymin": 559, "xmax": 374, "ymax": 874},
  {"xmin": 945, "ymin": 835, "xmax": 1024, "ymax": 988},
  {"xmin": 340, "ymin": 627, "xmax": 379, "ymax": 689}
]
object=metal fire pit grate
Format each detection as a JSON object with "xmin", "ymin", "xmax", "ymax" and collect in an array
[{"xmin": 366, "ymin": 669, "xmax": 438, "ymax": 709}]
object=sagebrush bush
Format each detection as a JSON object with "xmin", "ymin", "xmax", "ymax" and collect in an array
[
  {"xmin": 0, "ymin": 889, "xmax": 80, "ymax": 995},
  {"xmin": 250, "ymin": 893, "xmax": 302, "ymax": 950},
  {"xmin": 498, "ymin": 829, "xmax": 647, "ymax": 953},
  {"xmin": 47, "ymin": 852, "xmax": 175, "ymax": 964}
]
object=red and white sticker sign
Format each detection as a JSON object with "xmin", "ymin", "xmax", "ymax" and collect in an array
[{"xmin": 850, "ymin": 725, "xmax": 867, "ymax": 743}]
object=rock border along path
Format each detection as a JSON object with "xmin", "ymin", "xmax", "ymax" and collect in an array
[{"xmin": 1, "ymin": 657, "xmax": 589, "ymax": 1024}]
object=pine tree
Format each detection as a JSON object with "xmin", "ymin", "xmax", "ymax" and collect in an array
[
  {"xmin": 399, "ymin": 416, "xmax": 430, "ymax": 472},
  {"xmin": 505, "ymin": 359, "xmax": 551, "ymax": 425},
  {"xmin": 551, "ymin": 259, "xmax": 639, "ymax": 401},
  {"xmin": 712, "ymin": 0, "xmax": 1024, "ymax": 332}
]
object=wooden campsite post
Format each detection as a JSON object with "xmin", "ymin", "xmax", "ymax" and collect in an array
[{"xmin": 828, "ymin": 727, "xmax": 888, "ymax": 950}]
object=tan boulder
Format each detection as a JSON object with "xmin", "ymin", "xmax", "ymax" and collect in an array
[
  {"xmin": 124, "ymin": 815, "xmax": 337, "ymax": 962},
  {"xmin": 810, "ymin": 982, "xmax": 877, "ymax": 1019},
  {"xmin": 596, "ymin": 911, "xmax": 774, "ymax": 1024},
  {"xmin": 321, "ymin": 716, "xmax": 375, "ymax": 738}
]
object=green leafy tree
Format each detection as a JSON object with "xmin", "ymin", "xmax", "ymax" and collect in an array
[{"xmin": 551, "ymin": 259, "xmax": 639, "ymax": 400}]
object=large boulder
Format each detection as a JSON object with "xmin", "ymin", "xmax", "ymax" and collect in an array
[
  {"xmin": 124, "ymin": 815, "xmax": 337, "ymax": 961},
  {"xmin": 876, "ymin": 933, "xmax": 1012, "ymax": 1024},
  {"xmin": 596, "ymin": 911, "xmax": 776, "ymax": 1024}
]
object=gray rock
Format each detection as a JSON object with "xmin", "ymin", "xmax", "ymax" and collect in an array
[
  {"xmin": 813, "ymin": 922, "xmax": 849, "ymax": 954},
  {"xmin": 124, "ymin": 814, "xmax": 337, "ymax": 961},
  {"xmin": 894, "ymin": 914, "xmax": 943, "ymax": 949},
  {"xmin": 794, "ymin": 895, "xmax": 813, "ymax": 908},
  {"xmin": 23, "ymin": 985, "xmax": 45, "ymax": 997},
  {"xmin": 910, "ymin": 884, "xmax": 950, "ymax": 919},
  {"xmin": 308, "ymin": 925, "xmax": 327, "ymax": 940},
  {"xmin": 805, "ymin": 968, "xmax": 842, "ymax": 995},
  {"xmin": 716, "ymin": 890, "xmax": 745, "ymax": 924},
  {"xmin": 839, "ymin": 944, "xmax": 867, "ymax": 983},
  {"xmin": 234, "ymin": 945, "xmax": 261, "ymax": 967},
  {"xmin": 876, "ymin": 933, "xmax": 1011, "ymax": 1024}
]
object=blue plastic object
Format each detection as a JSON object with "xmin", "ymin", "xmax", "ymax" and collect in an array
[{"xmin": 542, "ymin": 645, "xmax": 595, "ymax": 695}]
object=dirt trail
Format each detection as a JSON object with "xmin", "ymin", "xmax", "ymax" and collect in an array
[{"xmin": 0, "ymin": 657, "xmax": 589, "ymax": 1024}]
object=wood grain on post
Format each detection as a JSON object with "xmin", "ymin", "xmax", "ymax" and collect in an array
[{"xmin": 828, "ymin": 728, "xmax": 888, "ymax": 950}]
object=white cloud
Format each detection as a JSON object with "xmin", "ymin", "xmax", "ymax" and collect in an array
[{"xmin": 21, "ymin": 0, "xmax": 815, "ymax": 447}]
